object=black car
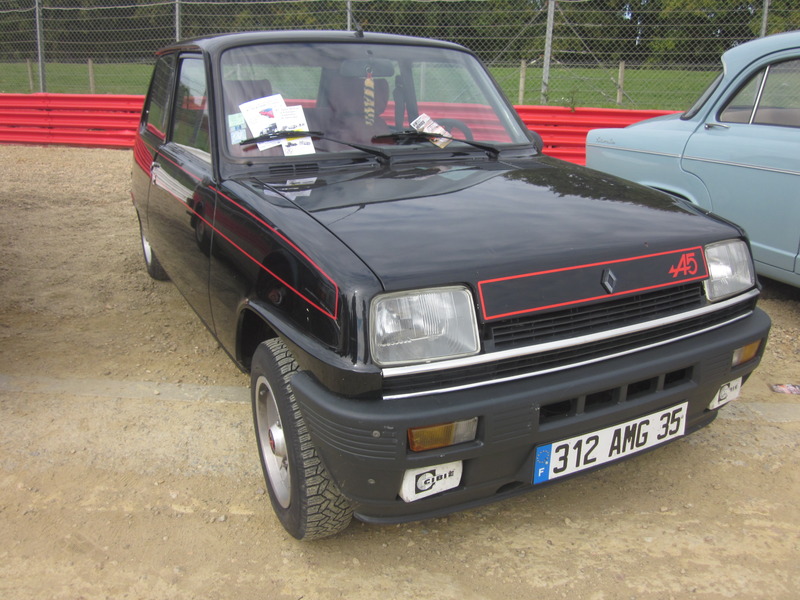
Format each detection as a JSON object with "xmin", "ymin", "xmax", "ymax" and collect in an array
[{"xmin": 132, "ymin": 30, "xmax": 771, "ymax": 540}]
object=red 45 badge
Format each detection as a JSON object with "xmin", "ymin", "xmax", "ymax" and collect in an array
[{"xmin": 669, "ymin": 250, "xmax": 701, "ymax": 279}]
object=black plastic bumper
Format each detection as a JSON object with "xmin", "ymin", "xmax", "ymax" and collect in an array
[{"xmin": 290, "ymin": 307, "xmax": 770, "ymax": 524}]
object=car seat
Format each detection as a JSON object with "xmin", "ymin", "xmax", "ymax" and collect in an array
[{"xmin": 326, "ymin": 75, "xmax": 390, "ymax": 144}]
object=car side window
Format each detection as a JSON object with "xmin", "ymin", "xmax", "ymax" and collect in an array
[
  {"xmin": 171, "ymin": 56, "xmax": 211, "ymax": 156},
  {"xmin": 143, "ymin": 54, "xmax": 175, "ymax": 140},
  {"xmin": 719, "ymin": 69, "xmax": 765, "ymax": 124},
  {"xmin": 753, "ymin": 59, "xmax": 800, "ymax": 128},
  {"xmin": 720, "ymin": 58, "xmax": 800, "ymax": 128}
]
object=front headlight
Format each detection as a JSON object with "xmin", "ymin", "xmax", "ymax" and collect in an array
[
  {"xmin": 705, "ymin": 239, "xmax": 755, "ymax": 302},
  {"xmin": 370, "ymin": 286, "xmax": 480, "ymax": 366}
]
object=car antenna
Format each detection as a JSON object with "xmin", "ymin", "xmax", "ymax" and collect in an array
[{"xmin": 353, "ymin": 20, "xmax": 365, "ymax": 38}]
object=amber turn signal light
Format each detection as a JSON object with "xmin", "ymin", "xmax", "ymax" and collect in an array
[
  {"xmin": 408, "ymin": 418, "xmax": 478, "ymax": 452},
  {"xmin": 732, "ymin": 339, "xmax": 763, "ymax": 367}
]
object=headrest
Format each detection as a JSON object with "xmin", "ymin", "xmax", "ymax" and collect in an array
[{"xmin": 327, "ymin": 76, "xmax": 389, "ymax": 117}]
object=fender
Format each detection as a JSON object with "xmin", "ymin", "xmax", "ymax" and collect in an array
[{"xmin": 238, "ymin": 298, "xmax": 382, "ymax": 399}]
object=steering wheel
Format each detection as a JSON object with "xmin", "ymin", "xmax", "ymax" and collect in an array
[{"xmin": 436, "ymin": 118, "xmax": 474, "ymax": 141}]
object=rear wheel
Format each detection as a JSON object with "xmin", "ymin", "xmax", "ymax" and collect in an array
[
  {"xmin": 137, "ymin": 215, "xmax": 169, "ymax": 281},
  {"xmin": 251, "ymin": 338, "xmax": 353, "ymax": 540}
]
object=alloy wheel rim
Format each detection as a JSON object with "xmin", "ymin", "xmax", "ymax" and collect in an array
[{"xmin": 255, "ymin": 375, "xmax": 291, "ymax": 508}]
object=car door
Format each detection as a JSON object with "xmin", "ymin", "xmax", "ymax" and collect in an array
[
  {"xmin": 146, "ymin": 54, "xmax": 216, "ymax": 329},
  {"xmin": 681, "ymin": 55, "xmax": 800, "ymax": 279}
]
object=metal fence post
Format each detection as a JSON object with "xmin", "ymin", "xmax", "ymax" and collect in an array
[
  {"xmin": 34, "ymin": 0, "xmax": 46, "ymax": 92},
  {"xmin": 760, "ymin": 0, "xmax": 770, "ymax": 37},
  {"xmin": 541, "ymin": 0, "xmax": 555, "ymax": 105},
  {"xmin": 175, "ymin": 0, "xmax": 182, "ymax": 41}
]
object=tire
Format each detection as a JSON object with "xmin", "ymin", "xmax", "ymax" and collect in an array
[
  {"xmin": 251, "ymin": 338, "xmax": 353, "ymax": 540},
  {"xmin": 138, "ymin": 215, "xmax": 169, "ymax": 281}
]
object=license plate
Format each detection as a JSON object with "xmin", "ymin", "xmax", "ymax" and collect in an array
[{"xmin": 533, "ymin": 402, "xmax": 688, "ymax": 484}]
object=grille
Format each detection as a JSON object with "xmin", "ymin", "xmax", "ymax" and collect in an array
[
  {"xmin": 487, "ymin": 283, "xmax": 705, "ymax": 350},
  {"xmin": 383, "ymin": 292, "xmax": 756, "ymax": 398}
]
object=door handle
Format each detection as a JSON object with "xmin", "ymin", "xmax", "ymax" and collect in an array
[{"xmin": 704, "ymin": 123, "xmax": 730, "ymax": 130}]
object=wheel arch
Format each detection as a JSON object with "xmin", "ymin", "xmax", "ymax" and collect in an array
[{"xmin": 237, "ymin": 305, "xmax": 278, "ymax": 372}]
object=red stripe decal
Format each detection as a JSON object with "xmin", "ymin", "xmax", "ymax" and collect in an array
[
  {"xmin": 478, "ymin": 246, "xmax": 709, "ymax": 321},
  {"xmin": 152, "ymin": 153, "xmax": 339, "ymax": 320}
]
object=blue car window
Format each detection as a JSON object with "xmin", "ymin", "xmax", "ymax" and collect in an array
[
  {"xmin": 719, "ymin": 69, "xmax": 765, "ymax": 124},
  {"xmin": 681, "ymin": 71, "xmax": 722, "ymax": 120},
  {"xmin": 753, "ymin": 59, "xmax": 800, "ymax": 128}
]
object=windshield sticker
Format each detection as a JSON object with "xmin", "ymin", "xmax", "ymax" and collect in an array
[
  {"xmin": 275, "ymin": 105, "xmax": 315, "ymax": 156},
  {"xmin": 227, "ymin": 112, "xmax": 247, "ymax": 145},
  {"xmin": 239, "ymin": 94, "xmax": 315, "ymax": 155},
  {"xmin": 411, "ymin": 113, "xmax": 452, "ymax": 148},
  {"xmin": 239, "ymin": 94, "xmax": 286, "ymax": 150}
]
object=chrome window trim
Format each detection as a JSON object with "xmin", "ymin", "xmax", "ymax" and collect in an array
[{"xmin": 382, "ymin": 288, "xmax": 759, "ymax": 381}]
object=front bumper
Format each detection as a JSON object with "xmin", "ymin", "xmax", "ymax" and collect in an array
[{"xmin": 291, "ymin": 307, "xmax": 770, "ymax": 524}]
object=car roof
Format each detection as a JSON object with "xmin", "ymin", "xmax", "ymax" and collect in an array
[
  {"xmin": 721, "ymin": 29, "xmax": 800, "ymax": 72},
  {"xmin": 155, "ymin": 30, "xmax": 468, "ymax": 57}
]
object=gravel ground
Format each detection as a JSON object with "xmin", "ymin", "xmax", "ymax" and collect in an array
[{"xmin": 1, "ymin": 145, "xmax": 799, "ymax": 600}]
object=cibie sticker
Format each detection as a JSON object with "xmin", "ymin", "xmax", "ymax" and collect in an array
[
  {"xmin": 400, "ymin": 461, "xmax": 463, "ymax": 503},
  {"xmin": 708, "ymin": 377, "xmax": 742, "ymax": 410}
]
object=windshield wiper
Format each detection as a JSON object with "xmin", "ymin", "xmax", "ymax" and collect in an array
[
  {"xmin": 372, "ymin": 130, "xmax": 502, "ymax": 159},
  {"xmin": 240, "ymin": 130, "xmax": 391, "ymax": 164}
]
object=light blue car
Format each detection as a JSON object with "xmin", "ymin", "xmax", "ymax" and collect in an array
[{"xmin": 586, "ymin": 30, "xmax": 800, "ymax": 288}]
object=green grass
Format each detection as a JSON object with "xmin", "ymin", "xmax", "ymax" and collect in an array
[
  {"xmin": 1, "ymin": 60, "xmax": 718, "ymax": 111},
  {"xmin": 0, "ymin": 62, "xmax": 154, "ymax": 95},
  {"xmin": 492, "ymin": 65, "xmax": 719, "ymax": 111}
]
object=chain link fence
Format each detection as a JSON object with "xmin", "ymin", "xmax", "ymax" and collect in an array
[{"xmin": 1, "ymin": 0, "xmax": 796, "ymax": 109}]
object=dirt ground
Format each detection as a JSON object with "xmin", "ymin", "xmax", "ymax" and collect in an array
[{"xmin": 1, "ymin": 145, "xmax": 799, "ymax": 600}]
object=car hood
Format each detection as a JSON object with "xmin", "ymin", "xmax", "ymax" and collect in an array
[{"xmin": 244, "ymin": 157, "xmax": 738, "ymax": 295}]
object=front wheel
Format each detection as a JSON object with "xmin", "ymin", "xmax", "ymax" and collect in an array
[{"xmin": 251, "ymin": 338, "xmax": 353, "ymax": 540}]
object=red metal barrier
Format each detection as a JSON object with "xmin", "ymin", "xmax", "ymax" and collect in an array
[
  {"xmin": 514, "ymin": 105, "xmax": 676, "ymax": 164},
  {"xmin": 0, "ymin": 93, "xmax": 677, "ymax": 164},
  {"xmin": 0, "ymin": 93, "xmax": 143, "ymax": 148}
]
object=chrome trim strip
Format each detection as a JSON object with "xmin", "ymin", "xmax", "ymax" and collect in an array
[
  {"xmin": 382, "ymin": 288, "xmax": 759, "ymax": 379},
  {"xmin": 682, "ymin": 155, "xmax": 800, "ymax": 177},
  {"xmin": 383, "ymin": 310, "xmax": 753, "ymax": 400},
  {"xmin": 585, "ymin": 144, "xmax": 681, "ymax": 160},
  {"xmin": 588, "ymin": 143, "xmax": 800, "ymax": 178}
]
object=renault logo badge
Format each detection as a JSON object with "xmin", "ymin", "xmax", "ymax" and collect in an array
[{"xmin": 601, "ymin": 269, "xmax": 618, "ymax": 294}]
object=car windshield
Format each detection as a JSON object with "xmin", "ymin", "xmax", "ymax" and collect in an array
[
  {"xmin": 681, "ymin": 70, "xmax": 723, "ymax": 120},
  {"xmin": 219, "ymin": 41, "xmax": 531, "ymax": 160}
]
